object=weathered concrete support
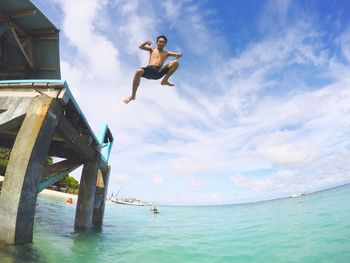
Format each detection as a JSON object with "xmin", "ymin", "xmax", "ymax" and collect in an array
[
  {"xmin": 0, "ymin": 97, "xmax": 60, "ymax": 244},
  {"xmin": 56, "ymin": 117, "xmax": 97, "ymax": 161},
  {"xmin": 74, "ymin": 158, "xmax": 100, "ymax": 230},
  {"xmin": 93, "ymin": 165, "xmax": 111, "ymax": 226},
  {"xmin": 0, "ymin": 97, "xmax": 32, "ymax": 132}
]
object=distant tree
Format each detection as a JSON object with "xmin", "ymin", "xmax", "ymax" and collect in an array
[
  {"xmin": 0, "ymin": 147, "xmax": 10, "ymax": 176},
  {"xmin": 55, "ymin": 174, "xmax": 79, "ymax": 194},
  {"xmin": 47, "ymin": 156, "xmax": 53, "ymax": 166},
  {"xmin": 0, "ymin": 148, "xmax": 53, "ymax": 176}
]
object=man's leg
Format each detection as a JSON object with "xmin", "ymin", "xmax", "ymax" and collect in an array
[
  {"xmin": 161, "ymin": 60, "xmax": 179, "ymax": 86},
  {"xmin": 123, "ymin": 68, "xmax": 144, "ymax": 104}
]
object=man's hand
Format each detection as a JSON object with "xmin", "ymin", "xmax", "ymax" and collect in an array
[
  {"xmin": 175, "ymin": 53, "xmax": 182, "ymax": 59},
  {"xmin": 139, "ymin": 40, "xmax": 152, "ymax": 51}
]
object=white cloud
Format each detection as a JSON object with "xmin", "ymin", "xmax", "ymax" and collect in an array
[
  {"xmin": 44, "ymin": 0, "xmax": 350, "ymax": 203},
  {"xmin": 186, "ymin": 176, "xmax": 207, "ymax": 192},
  {"xmin": 210, "ymin": 193, "xmax": 222, "ymax": 203},
  {"xmin": 112, "ymin": 173, "xmax": 131, "ymax": 183},
  {"xmin": 117, "ymin": 0, "xmax": 139, "ymax": 14},
  {"xmin": 252, "ymin": 130, "xmax": 320, "ymax": 166},
  {"xmin": 171, "ymin": 157, "xmax": 203, "ymax": 176},
  {"xmin": 57, "ymin": 0, "xmax": 121, "ymax": 81},
  {"xmin": 336, "ymin": 27, "xmax": 350, "ymax": 63},
  {"xmin": 152, "ymin": 174, "xmax": 165, "ymax": 186},
  {"xmin": 230, "ymin": 170, "xmax": 298, "ymax": 193},
  {"xmin": 60, "ymin": 60, "xmax": 83, "ymax": 97},
  {"xmin": 230, "ymin": 148, "xmax": 350, "ymax": 195},
  {"xmin": 162, "ymin": 1, "xmax": 182, "ymax": 22},
  {"xmin": 112, "ymin": 1, "xmax": 157, "ymax": 65}
]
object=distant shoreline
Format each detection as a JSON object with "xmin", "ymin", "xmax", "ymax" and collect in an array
[
  {"xmin": 39, "ymin": 189, "xmax": 78, "ymax": 200},
  {"xmin": 1, "ymin": 175, "xmax": 77, "ymax": 200}
]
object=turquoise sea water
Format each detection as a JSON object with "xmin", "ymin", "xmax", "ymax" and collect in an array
[{"xmin": 1, "ymin": 184, "xmax": 350, "ymax": 263}]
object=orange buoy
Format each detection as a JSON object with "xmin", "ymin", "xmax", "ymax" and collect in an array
[{"xmin": 66, "ymin": 197, "xmax": 73, "ymax": 204}]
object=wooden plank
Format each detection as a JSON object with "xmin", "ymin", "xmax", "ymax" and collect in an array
[
  {"xmin": 0, "ymin": 71, "xmax": 26, "ymax": 78},
  {"xmin": 21, "ymin": 38, "xmax": 31, "ymax": 48},
  {"xmin": 0, "ymin": 9, "xmax": 37, "ymax": 22},
  {"xmin": 12, "ymin": 23, "xmax": 28, "ymax": 37},
  {"xmin": 27, "ymin": 28, "xmax": 56, "ymax": 35},
  {"xmin": 34, "ymin": 37, "xmax": 58, "ymax": 41},
  {"xmin": 37, "ymin": 68, "xmax": 58, "ymax": 71},
  {"xmin": 8, "ymin": 26, "xmax": 33, "ymax": 69},
  {"xmin": 0, "ymin": 68, "xmax": 26, "ymax": 72}
]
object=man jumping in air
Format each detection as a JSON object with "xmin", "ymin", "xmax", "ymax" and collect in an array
[{"xmin": 123, "ymin": 35, "xmax": 182, "ymax": 104}]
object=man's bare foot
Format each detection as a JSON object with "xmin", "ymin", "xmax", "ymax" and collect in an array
[
  {"xmin": 123, "ymin": 96, "xmax": 135, "ymax": 104},
  {"xmin": 161, "ymin": 80, "xmax": 175, "ymax": 87}
]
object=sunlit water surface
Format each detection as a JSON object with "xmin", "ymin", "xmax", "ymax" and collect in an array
[{"xmin": 1, "ymin": 184, "xmax": 350, "ymax": 262}]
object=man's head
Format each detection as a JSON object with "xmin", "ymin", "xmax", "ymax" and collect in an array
[{"xmin": 156, "ymin": 35, "xmax": 167, "ymax": 49}]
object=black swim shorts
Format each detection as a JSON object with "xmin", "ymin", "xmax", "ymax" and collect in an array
[{"xmin": 142, "ymin": 65, "xmax": 169, "ymax": 80}]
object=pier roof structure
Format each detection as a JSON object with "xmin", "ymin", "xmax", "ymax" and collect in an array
[{"xmin": 0, "ymin": 0, "xmax": 60, "ymax": 80}]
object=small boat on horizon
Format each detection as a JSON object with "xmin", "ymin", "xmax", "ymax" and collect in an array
[
  {"xmin": 290, "ymin": 191, "xmax": 310, "ymax": 198},
  {"xmin": 107, "ymin": 188, "xmax": 149, "ymax": 206},
  {"xmin": 110, "ymin": 198, "xmax": 149, "ymax": 206}
]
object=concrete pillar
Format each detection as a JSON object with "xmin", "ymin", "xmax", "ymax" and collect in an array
[
  {"xmin": 0, "ymin": 97, "xmax": 60, "ymax": 244},
  {"xmin": 93, "ymin": 165, "xmax": 111, "ymax": 226},
  {"xmin": 74, "ymin": 158, "xmax": 100, "ymax": 230}
]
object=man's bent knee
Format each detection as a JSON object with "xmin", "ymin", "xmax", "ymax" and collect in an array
[
  {"xmin": 136, "ymin": 68, "xmax": 144, "ymax": 75},
  {"xmin": 169, "ymin": 60, "xmax": 179, "ymax": 68}
]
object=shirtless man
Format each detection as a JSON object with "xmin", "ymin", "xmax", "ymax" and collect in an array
[{"xmin": 123, "ymin": 35, "xmax": 182, "ymax": 104}]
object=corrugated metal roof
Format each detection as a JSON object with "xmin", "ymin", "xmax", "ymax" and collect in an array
[
  {"xmin": 0, "ymin": 0, "xmax": 60, "ymax": 80},
  {"xmin": 0, "ymin": 0, "xmax": 58, "ymax": 31}
]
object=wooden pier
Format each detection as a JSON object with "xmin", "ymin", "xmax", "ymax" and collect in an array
[
  {"xmin": 0, "ymin": 0, "xmax": 114, "ymax": 245},
  {"xmin": 0, "ymin": 80, "xmax": 114, "ymax": 244}
]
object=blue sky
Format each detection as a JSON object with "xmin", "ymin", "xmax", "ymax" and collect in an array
[{"xmin": 32, "ymin": 0, "xmax": 350, "ymax": 204}]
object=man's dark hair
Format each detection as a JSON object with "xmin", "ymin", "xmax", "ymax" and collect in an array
[{"xmin": 157, "ymin": 35, "xmax": 168, "ymax": 43}]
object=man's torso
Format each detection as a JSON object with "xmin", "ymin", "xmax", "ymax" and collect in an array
[{"xmin": 149, "ymin": 48, "xmax": 168, "ymax": 67}]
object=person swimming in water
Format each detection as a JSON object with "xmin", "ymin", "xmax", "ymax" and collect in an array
[
  {"xmin": 123, "ymin": 35, "xmax": 182, "ymax": 104},
  {"xmin": 66, "ymin": 197, "xmax": 73, "ymax": 205}
]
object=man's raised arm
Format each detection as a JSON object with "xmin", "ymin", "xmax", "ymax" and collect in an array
[
  {"xmin": 139, "ymin": 40, "xmax": 152, "ymax": 51},
  {"xmin": 167, "ymin": 51, "xmax": 182, "ymax": 59}
]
